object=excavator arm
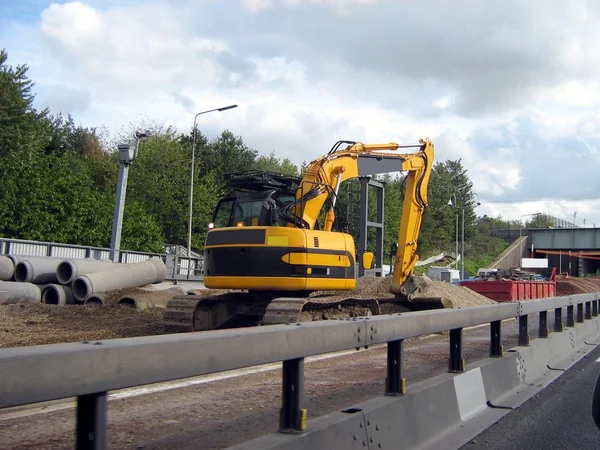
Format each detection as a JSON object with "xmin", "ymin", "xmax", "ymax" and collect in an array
[{"xmin": 287, "ymin": 138, "xmax": 434, "ymax": 291}]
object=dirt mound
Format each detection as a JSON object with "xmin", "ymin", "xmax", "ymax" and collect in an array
[
  {"xmin": 0, "ymin": 302, "xmax": 164, "ymax": 348},
  {"xmin": 556, "ymin": 276, "xmax": 600, "ymax": 296}
]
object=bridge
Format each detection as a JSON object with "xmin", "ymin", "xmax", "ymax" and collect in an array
[{"xmin": 492, "ymin": 227, "xmax": 600, "ymax": 276}]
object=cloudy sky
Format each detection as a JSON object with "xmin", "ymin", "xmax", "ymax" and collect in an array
[{"xmin": 2, "ymin": 0, "xmax": 600, "ymax": 226}]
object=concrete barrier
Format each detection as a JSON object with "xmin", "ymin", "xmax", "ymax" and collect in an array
[{"xmin": 228, "ymin": 317, "xmax": 600, "ymax": 450}]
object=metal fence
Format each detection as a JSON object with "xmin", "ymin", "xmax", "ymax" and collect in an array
[
  {"xmin": 1, "ymin": 292, "xmax": 598, "ymax": 449},
  {"xmin": 0, "ymin": 237, "xmax": 204, "ymax": 282}
]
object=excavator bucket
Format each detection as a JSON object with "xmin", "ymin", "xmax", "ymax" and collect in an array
[{"xmin": 394, "ymin": 275, "xmax": 453, "ymax": 310}]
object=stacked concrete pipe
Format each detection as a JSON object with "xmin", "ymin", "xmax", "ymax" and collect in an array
[
  {"xmin": 56, "ymin": 259, "xmax": 120, "ymax": 285},
  {"xmin": 13, "ymin": 256, "xmax": 65, "ymax": 284},
  {"xmin": 0, "ymin": 256, "xmax": 15, "ymax": 281},
  {"xmin": 41, "ymin": 284, "xmax": 77, "ymax": 305},
  {"xmin": 72, "ymin": 257, "xmax": 167, "ymax": 302},
  {"xmin": 0, "ymin": 281, "xmax": 41, "ymax": 304}
]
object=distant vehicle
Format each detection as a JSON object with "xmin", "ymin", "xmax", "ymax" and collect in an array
[
  {"xmin": 477, "ymin": 268, "xmax": 498, "ymax": 278},
  {"xmin": 427, "ymin": 267, "xmax": 460, "ymax": 283}
]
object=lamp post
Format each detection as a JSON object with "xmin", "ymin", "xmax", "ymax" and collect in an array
[
  {"xmin": 450, "ymin": 191, "xmax": 480, "ymax": 280},
  {"xmin": 448, "ymin": 194, "xmax": 459, "ymax": 269},
  {"xmin": 519, "ymin": 212, "xmax": 540, "ymax": 237},
  {"xmin": 187, "ymin": 104, "xmax": 238, "ymax": 257},
  {"xmin": 109, "ymin": 130, "xmax": 150, "ymax": 262}
]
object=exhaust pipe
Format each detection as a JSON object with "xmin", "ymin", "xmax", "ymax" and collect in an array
[
  {"xmin": 0, "ymin": 281, "xmax": 41, "ymax": 304},
  {"xmin": 72, "ymin": 257, "xmax": 167, "ymax": 302},
  {"xmin": 41, "ymin": 284, "xmax": 77, "ymax": 305}
]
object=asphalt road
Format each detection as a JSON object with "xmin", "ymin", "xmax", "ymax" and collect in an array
[{"xmin": 460, "ymin": 343, "xmax": 600, "ymax": 450}]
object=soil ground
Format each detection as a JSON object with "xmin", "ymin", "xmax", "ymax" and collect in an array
[{"xmin": 0, "ymin": 276, "xmax": 495, "ymax": 348}]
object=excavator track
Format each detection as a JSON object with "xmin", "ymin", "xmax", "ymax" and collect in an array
[
  {"xmin": 164, "ymin": 292, "xmax": 271, "ymax": 333},
  {"xmin": 262, "ymin": 295, "xmax": 383, "ymax": 325}
]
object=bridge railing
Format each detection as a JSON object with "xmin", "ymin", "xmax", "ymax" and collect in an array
[
  {"xmin": 1, "ymin": 292, "xmax": 598, "ymax": 449},
  {"xmin": 0, "ymin": 237, "xmax": 204, "ymax": 282}
]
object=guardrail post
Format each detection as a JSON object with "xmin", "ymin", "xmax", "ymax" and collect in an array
[
  {"xmin": 554, "ymin": 308, "xmax": 563, "ymax": 332},
  {"xmin": 586, "ymin": 302, "xmax": 592, "ymax": 320},
  {"xmin": 567, "ymin": 305, "xmax": 575, "ymax": 327},
  {"xmin": 76, "ymin": 392, "xmax": 107, "ymax": 450},
  {"xmin": 593, "ymin": 300, "xmax": 598, "ymax": 317},
  {"xmin": 576, "ymin": 303, "xmax": 584, "ymax": 323},
  {"xmin": 539, "ymin": 311, "xmax": 548, "ymax": 338},
  {"xmin": 386, "ymin": 339, "xmax": 406, "ymax": 395},
  {"xmin": 519, "ymin": 315, "xmax": 530, "ymax": 346},
  {"xmin": 448, "ymin": 328, "xmax": 464, "ymax": 373},
  {"xmin": 490, "ymin": 320, "xmax": 503, "ymax": 357},
  {"xmin": 280, "ymin": 358, "xmax": 306, "ymax": 433}
]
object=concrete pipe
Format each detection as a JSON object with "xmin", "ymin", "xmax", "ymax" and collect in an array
[
  {"xmin": 72, "ymin": 257, "xmax": 167, "ymax": 302},
  {"xmin": 0, "ymin": 281, "xmax": 41, "ymax": 304},
  {"xmin": 117, "ymin": 286, "xmax": 186, "ymax": 310},
  {"xmin": 84, "ymin": 294, "xmax": 105, "ymax": 305},
  {"xmin": 13, "ymin": 256, "xmax": 66, "ymax": 284},
  {"xmin": 0, "ymin": 256, "xmax": 15, "ymax": 281},
  {"xmin": 41, "ymin": 284, "xmax": 77, "ymax": 305},
  {"xmin": 56, "ymin": 259, "xmax": 120, "ymax": 285}
]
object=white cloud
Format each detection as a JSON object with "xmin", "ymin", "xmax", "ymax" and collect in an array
[{"xmin": 4, "ymin": 0, "xmax": 600, "ymax": 225}]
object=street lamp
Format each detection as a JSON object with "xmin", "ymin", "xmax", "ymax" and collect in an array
[
  {"xmin": 187, "ymin": 104, "xmax": 238, "ymax": 257},
  {"xmin": 109, "ymin": 130, "xmax": 151, "ymax": 262},
  {"xmin": 449, "ymin": 191, "xmax": 481, "ymax": 280},
  {"xmin": 448, "ymin": 194, "xmax": 459, "ymax": 269},
  {"xmin": 519, "ymin": 212, "xmax": 540, "ymax": 237}
]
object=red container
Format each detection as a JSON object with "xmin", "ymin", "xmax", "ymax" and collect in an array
[{"xmin": 460, "ymin": 280, "xmax": 557, "ymax": 302}]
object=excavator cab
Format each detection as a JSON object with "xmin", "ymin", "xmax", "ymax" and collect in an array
[{"xmin": 208, "ymin": 171, "xmax": 301, "ymax": 229}]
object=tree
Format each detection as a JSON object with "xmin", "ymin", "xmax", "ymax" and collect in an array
[{"xmin": 0, "ymin": 49, "xmax": 49, "ymax": 157}]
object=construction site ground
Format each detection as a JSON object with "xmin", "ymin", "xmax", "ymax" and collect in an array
[
  {"xmin": 2, "ymin": 276, "xmax": 599, "ymax": 448},
  {"xmin": 0, "ymin": 276, "xmax": 496, "ymax": 348},
  {"xmin": 1, "ymin": 276, "xmax": 598, "ymax": 348},
  {"xmin": 0, "ymin": 318, "xmax": 531, "ymax": 450}
]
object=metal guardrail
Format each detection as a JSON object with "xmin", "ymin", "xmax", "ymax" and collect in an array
[
  {"xmin": 0, "ymin": 237, "xmax": 204, "ymax": 282},
  {"xmin": 1, "ymin": 292, "xmax": 599, "ymax": 449}
]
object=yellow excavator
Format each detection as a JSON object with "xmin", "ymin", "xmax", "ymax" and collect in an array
[{"xmin": 164, "ymin": 138, "xmax": 436, "ymax": 332}]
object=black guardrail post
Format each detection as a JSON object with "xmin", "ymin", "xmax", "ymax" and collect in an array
[
  {"xmin": 567, "ymin": 305, "xmax": 575, "ymax": 327},
  {"xmin": 76, "ymin": 392, "xmax": 107, "ymax": 450},
  {"xmin": 448, "ymin": 328, "xmax": 464, "ymax": 373},
  {"xmin": 490, "ymin": 320, "xmax": 503, "ymax": 357},
  {"xmin": 593, "ymin": 300, "xmax": 598, "ymax": 317},
  {"xmin": 554, "ymin": 308, "xmax": 563, "ymax": 332},
  {"xmin": 519, "ymin": 314, "xmax": 530, "ymax": 346},
  {"xmin": 586, "ymin": 302, "xmax": 592, "ymax": 320},
  {"xmin": 539, "ymin": 311, "xmax": 549, "ymax": 338},
  {"xmin": 576, "ymin": 303, "xmax": 584, "ymax": 323},
  {"xmin": 280, "ymin": 358, "xmax": 306, "ymax": 433},
  {"xmin": 386, "ymin": 339, "xmax": 406, "ymax": 395}
]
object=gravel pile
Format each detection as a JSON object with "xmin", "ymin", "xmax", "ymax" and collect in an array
[
  {"xmin": 556, "ymin": 276, "xmax": 600, "ymax": 295},
  {"xmin": 312, "ymin": 275, "xmax": 496, "ymax": 308}
]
